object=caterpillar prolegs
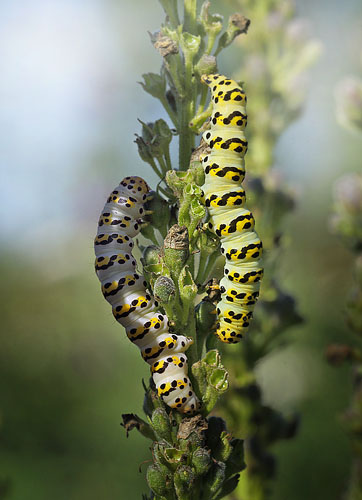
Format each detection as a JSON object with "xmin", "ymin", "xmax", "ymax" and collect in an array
[
  {"xmin": 201, "ymin": 74, "xmax": 264, "ymax": 344},
  {"xmin": 94, "ymin": 176, "xmax": 199, "ymax": 413}
]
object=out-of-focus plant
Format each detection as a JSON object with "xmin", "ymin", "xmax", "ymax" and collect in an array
[
  {"xmin": 325, "ymin": 57, "xmax": 362, "ymax": 500},
  {"xmin": 335, "ymin": 77, "xmax": 362, "ymax": 133},
  {"xmin": 328, "ymin": 173, "xmax": 362, "ymax": 500},
  {"xmin": 235, "ymin": 0, "xmax": 322, "ymax": 175},
  {"xmin": 0, "ymin": 417, "xmax": 10, "ymax": 499}
]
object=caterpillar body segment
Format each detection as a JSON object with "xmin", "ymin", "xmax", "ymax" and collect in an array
[
  {"xmin": 201, "ymin": 74, "xmax": 263, "ymax": 344},
  {"xmin": 95, "ymin": 176, "xmax": 199, "ymax": 413}
]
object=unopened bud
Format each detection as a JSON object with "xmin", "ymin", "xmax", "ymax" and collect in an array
[
  {"xmin": 192, "ymin": 448, "xmax": 211, "ymax": 475},
  {"xmin": 151, "ymin": 407, "xmax": 173, "ymax": 443},
  {"xmin": 195, "ymin": 54, "xmax": 218, "ymax": 76},
  {"xmin": 146, "ymin": 464, "xmax": 172, "ymax": 497},
  {"xmin": 154, "ymin": 276, "xmax": 176, "ymax": 304},
  {"xmin": 174, "ymin": 466, "xmax": 195, "ymax": 500},
  {"xmin": 164, "ymin": 225, "xmax": 190, "ymax": 273},
  {"xmin": 180, "ymin": 32, "xmax": 201, "ymax": 58},
  {"xmin": 142, "ymin": 245, "xmax": 161, "ymax": 267}
]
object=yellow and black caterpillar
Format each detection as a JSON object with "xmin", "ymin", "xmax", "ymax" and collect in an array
[
  {"xmin": 201, "ymin": 74, "xmax": 264, "ymax": 344},
  {"xmin": 94, "ymin": 176, "xmax": 199, "ymax": 413}
]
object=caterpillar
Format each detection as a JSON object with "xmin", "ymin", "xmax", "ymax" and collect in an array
[
  {"xmin": 94, "ymin": 176, "xmax": 199, "ymax": 413},
  {"xmin": 200, "ymin": 74, "xmax": 264, "ymax": 344}
]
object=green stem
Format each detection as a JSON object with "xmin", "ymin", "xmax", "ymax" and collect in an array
[
  {"xmin": 160, "ymin": 95, "xmax": 178, "ymax": 127},
  {"xmin": 178, "ymin": 48, "xmax": 197, "ymax": 170},
  {"xmin": 196, "ymin": 85, "xmax": 209, "ymax": 116},
  {"xmin": 206, "ymin": 32, "xmax": 219, "ymax": 55},
  {"xmin": 195, "ymin": 250, "xmax": 208, "ymax": 285},
  {"xmin": 178, "ymin": 98, "xmax": 195, "ymax": 170},
  {"xmin": 183, "ymin": 0, "xmax": 197, "ymax": 34},
  {"xmin": 157, "ymin": 156, "xmax": 169, "ymax": 176},
  {"xmin": 148, "ymin": 157, "xmax": 164, "ymax": 179},
  {"xmin": 163, "ymin": 145, "xmax": 173, "ymax": 172},
  {"xmin": 190, "ymin": 101, "xmax": 213, "ymax": 132}
]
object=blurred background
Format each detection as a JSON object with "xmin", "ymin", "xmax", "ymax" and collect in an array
[{"xmin": 1, "ymin": 0, "xmax": 362, "ymax": 498}]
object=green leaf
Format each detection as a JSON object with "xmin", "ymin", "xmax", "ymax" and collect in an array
[{"xmin": 140, "ymin": 72, "xmax": 166, "ymax": 99}]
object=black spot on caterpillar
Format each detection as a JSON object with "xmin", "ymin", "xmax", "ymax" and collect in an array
[
  {"xmin": 200, "ymin": 74, "xmax": 264, "ymax": 344},
  {"xmin": 94, "ymin": 176, "xmax": 199, "ymax": 413}
]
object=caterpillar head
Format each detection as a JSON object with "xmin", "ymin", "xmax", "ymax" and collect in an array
[
  {"xmin": 119, "ymin": 176, "xmax": 150, "ymax": 201},
  {"xmin": 201, "ymin": 73, "xmax": 222, "ymax": 86}
]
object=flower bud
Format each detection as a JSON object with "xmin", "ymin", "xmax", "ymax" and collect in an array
[
  {"xmin": 195, "ymin": 54, "xmax": 218, "ymax": 77},
  {"xmin": 152, "ymin": 407, "xmax": 173, "ymax": 443},
  {"xmin": 180, "ymin": 32, "xmax": 201, "ymax": 59},
  {"xmin": 154, "ymin": 276, "xmax": 176, "ymax": 304},
  {"xmin": 164, "ymin": 225, "xmax": 190, "ymax": 273},
  {"xmin": 192, "ymin": 448, "xmax": 211, "ymax": 475},
  {"xmin": 174, "ymin": 466, "xmax": 195, "ymax": 500},
  {"xmin": 142, "ymin": 245, "xmax": 161, "ymax": 267},
  {"xmin": 146, "ymin": 464, "xmax": 172, "ymax": 498}
]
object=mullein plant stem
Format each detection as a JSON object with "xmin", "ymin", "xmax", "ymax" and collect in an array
[{"xmin": 113, "ymin": 1, "xmax": 318, "ymax": 499}]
